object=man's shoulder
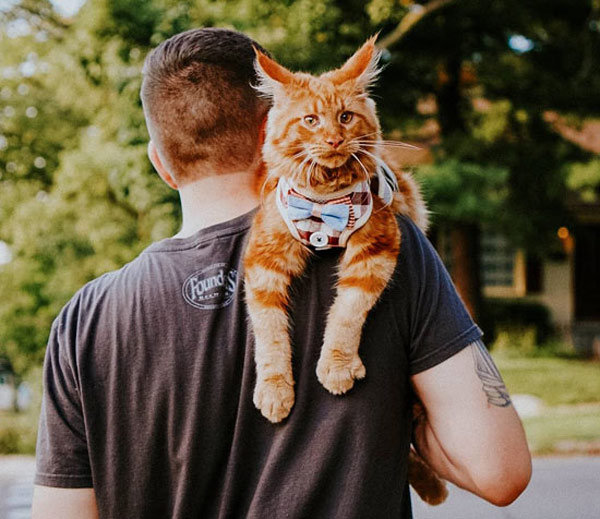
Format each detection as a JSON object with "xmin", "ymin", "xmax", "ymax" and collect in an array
[
  {"xmin": 56, "ymin": 251, "xmax": 153, "ymax": 324},
  {"xmin": 396, "ymin": 213, "xmax": 430, "ymax": 249},
  {"xmin": 81, "ymin": 253, "xmax": 146, "ymax": 297},
  {"xmin": 393, "ymin": 213, "xmax": 439, "ymax": 275}
]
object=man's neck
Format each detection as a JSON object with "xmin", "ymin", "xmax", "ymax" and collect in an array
[{"xmin": 174, "ymin": 170, "xmax": 260, "ymax": 239}]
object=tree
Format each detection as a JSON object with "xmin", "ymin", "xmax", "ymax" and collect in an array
[
  {"xmin": 1, "ymin": 0, "xmax": 599, "ymax": 373},
  {"xmin": 373, "ymin": 0, "xmax": 599, "ymax": 318}
]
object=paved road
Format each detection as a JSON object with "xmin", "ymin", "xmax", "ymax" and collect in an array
[
  {"xmin": 412, "ymin": 456, "xmax": 600, "ymax": 519},
  {"xmin": 0, "ymin": 457, "xmax": 35, "ymax": 519},
  {"xmin": 1, "ymin": 456, "xmax": 599, "ymax": 518}
]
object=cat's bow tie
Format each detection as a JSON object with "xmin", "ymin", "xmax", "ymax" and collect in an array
[{"xmin": 286, "ymin": 195, "xmax": 350, "ymax": 232}]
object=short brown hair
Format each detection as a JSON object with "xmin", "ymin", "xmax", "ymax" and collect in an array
[{"xmin": 141, "ymin": 28, "xmax": 270, "ymax": 183}]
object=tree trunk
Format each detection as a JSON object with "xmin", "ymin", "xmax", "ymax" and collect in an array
[
  {"xmin": 436, "ymin": 52, "xmax": 465, "ymax": 136},
  {"xmin": 449, "ymin": 223, "xmax": 482, "ymax": 320},
  {"xmin": 436, "ymin": 48, "xmax": 483, "ymax": 322}
]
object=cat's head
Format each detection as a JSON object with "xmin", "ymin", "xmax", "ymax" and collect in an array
[{"xmin": 254, "ymin": 37, "xmax": 382, "ymax": 194}]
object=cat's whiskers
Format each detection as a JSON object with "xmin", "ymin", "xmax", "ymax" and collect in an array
[
  {"xmin": 355, "ymin": 140, "xmax": 421, "ymax": 150},
  {"xmin": 351, "ymin": 153, "xmax": 371, "ymax": 183},
  {"xmin": 289, "ymin": 148, "xmax": 309, "ymax": 160},
  {"xmin": 296, "ymin": 153, "xmax": 315, "ymax": 187},
  {"xmin": 260, "ymin": 149, "xmax": 312, "ymax": 202},
  {"xmin": 306, "ymin": 158, "xmax": 318, "ymax": 187},
  {"xmin": 304, "ymin": 158, "xmax": 312, "ymax": 186},
  {"xmin": 354, "ymin": 131, "xmax": 381, "ymax": 140},
  {"xmin": 357, "ymin": 148, "xmax": 382, "ymax": 163}
]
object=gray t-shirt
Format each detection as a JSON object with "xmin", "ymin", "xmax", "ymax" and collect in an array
[{"xmin": 35, "ymin": 210, "xmax": 482, "ymax": 518}]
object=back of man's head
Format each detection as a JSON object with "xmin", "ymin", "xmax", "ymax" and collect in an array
[{"xmin": 141, "ymin": 28, "xmax": 270, "ymax": 184}]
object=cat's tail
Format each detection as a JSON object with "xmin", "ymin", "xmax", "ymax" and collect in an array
[
  {"xmin": 391, "ymin": 170, "xmax": 430, "ymax": 233},
  {"xmin": 408, "ymin": 447, "xmax": 449, "ymax": 506},
  {"xmin": 378, "ymin": 147, "xmax": 430, "ymax": 232}
]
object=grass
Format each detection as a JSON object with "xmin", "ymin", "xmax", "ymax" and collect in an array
[
  {"xmin": 492, "ymin": 349, "xmax": 600, "ymax": 454},
  {"xmin": 522, "ymin": 407, "xmax": 600, "ymax": 455},
  {"xmin": 493, "ymin": 353, "xmax": 600, "ymax": 406}
]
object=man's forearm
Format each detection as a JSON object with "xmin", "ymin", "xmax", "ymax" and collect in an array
[
  {"xmin": 32, "ymin": 486, "xmax": 99, "ymax": 519},
  {"xmin": 411, "ymin": 342, "xmax": 532, "ymax": 506},
  {"xmin": 413, "ymin": 401, "xmax": 530, "ymax": 505},
  {"xmin": 413, "ymin": 412, "xmax": 480, "ymax": 493}
]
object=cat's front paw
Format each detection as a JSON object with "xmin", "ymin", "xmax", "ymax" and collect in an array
[
  {"xmin": 316, "ymin": 351, "xmax": 366, "ymax": 395},
  {"xmin": 253, "ymin": 375, "xmax": 295, "ymax": 423}
]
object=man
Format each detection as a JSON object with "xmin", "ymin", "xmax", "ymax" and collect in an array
[{"xmin": 32, "ymin": 28, "xmax": 531, "ymax": 518}]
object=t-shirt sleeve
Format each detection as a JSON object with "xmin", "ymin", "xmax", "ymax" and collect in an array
[
  {"xmin": 396, "ymin": 216, "xmax": 483, "ymax": 375},
  {"xmin": 35, "ymin": 298, "xmax": 93, "ymax": 488}
]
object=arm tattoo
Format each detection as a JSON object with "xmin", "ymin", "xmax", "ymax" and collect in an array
[{"xmin": 470, "ymin": 339, "xmax": 512, "ymax": 407}]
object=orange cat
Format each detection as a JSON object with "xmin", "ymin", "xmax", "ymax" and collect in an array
[
  {"xmin": 244, "ymin": 36, "xmax": 446, "ymax": 506},
  {"xmin": 245, "ymin": 35, "xmax": 427, "ymax": 421}
]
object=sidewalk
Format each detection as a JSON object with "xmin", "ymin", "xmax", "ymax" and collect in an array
[{"xmin": 0, "ymin": 456, "xmax": 36, "ymax": 519}]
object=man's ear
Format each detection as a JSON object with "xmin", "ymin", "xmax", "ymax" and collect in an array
[{"xmin": 148, "ymin": 141, "xmax": 178, "ymax": 190}]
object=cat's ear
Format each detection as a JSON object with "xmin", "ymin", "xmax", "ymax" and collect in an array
[
  {"xmin": 253, "ymin": 47, "xmax": 296, "ymax": 98},
  {"xmin": 330, "ymin": 35, "xmax": 382, "ymax": 89}
]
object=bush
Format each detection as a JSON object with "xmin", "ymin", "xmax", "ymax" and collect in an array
[
  {"xmin": 0, "ymin": 411, "xmax": 38, "ymax": 454},
  {"xmin": 0, "ymin": 428, "xmax": 21, "ymax": 454},
  {"xmin": 481, "ymin": 298, "xmax": 554, "ymax": 347},
  {"xmin": 0, "ymin": 367, "xmax": 42, "ymax": 455}
]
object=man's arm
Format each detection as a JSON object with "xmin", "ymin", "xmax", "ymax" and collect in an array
[
  {"xmin": 411, "ymin": 339, "xmax": 532, "ymax": 506},
  {"xmin": 31, "ymin": 486, "xmax": 98, "ymax": 519}
]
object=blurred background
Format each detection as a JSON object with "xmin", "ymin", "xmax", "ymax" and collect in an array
[{"xmin": 0, "ymin": 0, "xmax": 599, "ymax": 514}]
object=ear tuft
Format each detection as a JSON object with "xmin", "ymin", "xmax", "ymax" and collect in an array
[
  {"xmin": 253, "ymin": 47, "xmax": 296, "ymax": 99},
  {"xmin": 330, "ymin": 35, "xmax": 382, "ymax": 89}
]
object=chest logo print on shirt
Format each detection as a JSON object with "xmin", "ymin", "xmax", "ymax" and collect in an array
[{"xmin": 182, "ymin": 263, "xmax": 238, "ymax": 310}]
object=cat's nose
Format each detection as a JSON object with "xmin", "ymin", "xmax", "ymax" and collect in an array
[{"xmin": 326, "ymin": 137, "xmax": 344, "ymax": 149}]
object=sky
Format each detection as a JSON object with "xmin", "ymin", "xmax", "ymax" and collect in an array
[
  {"xmin": 0, "ymin": 241, "xmax": 12, "ymax": 266},
  {"xmin": 0, "ymin": 0, "xmax": 87, "ymax": 17},
  {"xmin": 49, "ymin": 0, "xmax": 87, "ymax": 17}
]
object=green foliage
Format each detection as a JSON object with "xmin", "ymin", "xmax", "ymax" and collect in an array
[
  {"xmin": 0, "ymin": 0, "xmax": 179, "ymax": 374},
  {"xmin": 492, "ymin": 326, "xmax": 538, "ymax": 354},
  {"xmin": 567, "ymin": 158, "xmax": 600, "ymax": 202},
  {"xmin": 0, "ymin": 367, "xmax": 42, "ymax": 454},
  {"xmin": 1, "ymin": 0, "xmax": 599, "ymax": 374},
  {"xmin": 416, "ymin": 160, "xmax": 508, "ymax": 224},
  {"xmin": 482, "ymin": 298, "xmax": 554, "ymax": 346},
  {"xmin": 0, "ymin": 427, "xmax": 22, "ymax": 454}
]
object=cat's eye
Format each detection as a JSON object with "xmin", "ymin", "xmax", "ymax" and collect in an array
[
  {"xmin": 340, "ymin": 111, "xmax": 353, "ymax": 124},
  {"xmin": 304, "ymin": 114, "xmax": 320, "ymax": 127}
]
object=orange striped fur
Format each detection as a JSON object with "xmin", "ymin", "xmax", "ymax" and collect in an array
[
  {"xmin": 243, "ymin": 36, "xmax": 447, "ymax": 507},
  {"xmin": 244, "ymin": 36, "xmax": 428, "ymax": 423}
]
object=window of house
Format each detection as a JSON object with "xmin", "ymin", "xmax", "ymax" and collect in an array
[
  {"xmin": 434, "ymin": 228, "xmax": 539, "ymax": 297},
  {"xmin": 481, "ymin": 233, "xmax": 516, "ymax": 287}
]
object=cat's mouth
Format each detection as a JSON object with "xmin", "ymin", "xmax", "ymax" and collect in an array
[{"xmin": 313, "ymin": 151, "xmax": 351, "ymax": 169}]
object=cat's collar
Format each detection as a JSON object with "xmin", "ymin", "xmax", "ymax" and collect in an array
[
  {"xmin": 276, "ymin": 176, "xmax": 372, "ymax": 249},
  {"xmin": 275, "ymin": 160, "xmax": 397, "ymax": 250}
]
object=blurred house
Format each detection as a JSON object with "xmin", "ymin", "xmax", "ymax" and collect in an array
[{"xmin": 388, "ymin": 118, "xmax": 600, "ymax": 355}]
